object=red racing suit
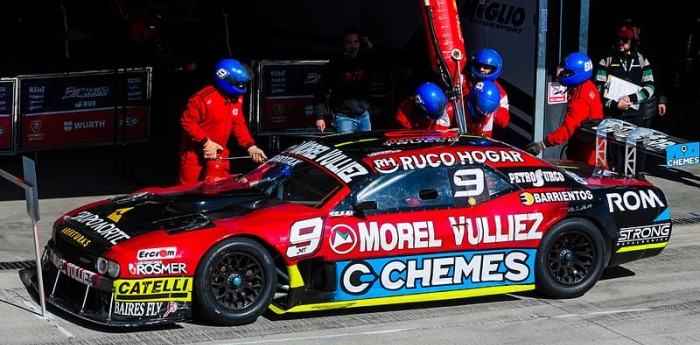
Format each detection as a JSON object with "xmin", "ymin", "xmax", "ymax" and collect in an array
[
  {"xmin": 394, "ymin": 96, "xmax": 455, "ymax": 130},
  {"xmin": 463, "ymin": 78, "xmax": 510, "ymax": 137},
  {"xmin": 178, "ymin": 85, "xmax": 256, "ymax": 185},
  {"xmin": 544, "ymin": 80, "xmax": 603, "ymax": 165}
]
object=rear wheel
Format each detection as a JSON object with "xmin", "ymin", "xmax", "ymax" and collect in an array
[
  {"xmin": 535, "ymin": 218, "xmax": 605, "ymax": 299},
  {"xmin": 195, "ymin": 237, "xmax": 277, "ymax": 325}
]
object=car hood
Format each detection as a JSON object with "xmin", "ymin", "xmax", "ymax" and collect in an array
[{"xmin": 56, "ymin": 189, "xmax": 281, "ymax": 253}]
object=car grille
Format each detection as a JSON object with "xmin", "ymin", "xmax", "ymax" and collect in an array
[{"xmin": 53, "ymin": 234, "xmax": 99, "ymax": 270}]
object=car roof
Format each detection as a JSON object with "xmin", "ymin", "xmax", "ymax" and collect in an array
[{"xmin": 281, "ymin": 130, "xmax": 551, "ymax": 187}]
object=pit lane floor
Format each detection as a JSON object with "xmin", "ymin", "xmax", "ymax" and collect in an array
[{"xmin": 1, "ymin": 149, "xmax": 700, "ymax": 345}]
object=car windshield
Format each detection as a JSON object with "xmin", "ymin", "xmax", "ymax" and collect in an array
[{"xmin": 197, "ymin": 159, "xmax": 344, "ymax": 207}]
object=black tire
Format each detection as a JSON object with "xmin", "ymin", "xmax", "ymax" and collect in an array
[
  {"xmin": 194, "ymin": 237, "xmax": 277, "ymax": 325},
  {"xmin": 535, "ymin": 218, "xmax": 606, "ymax": 299}
]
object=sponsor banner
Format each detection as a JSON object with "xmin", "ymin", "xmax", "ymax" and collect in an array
[
  {"xmin": 519, "ymin": 190, "xmax": 594, "ymax": 205},
  {"xmin": 284, "ymin": 141, "xmax": 368, "ymax": 183},
  {"xmin": 128, "ymin": 261, "xmax": 187, "ymax": 276},
  {"xmin": 606, "ymin": 189, "xmax": 665, "ymax": 213},
  {"xmin": 617, "ymin": 223, "xmax": 672, "ymax": 247},
  {"xmin": 264, "ymin": 97, "xmax": 316, "ymax": 130},
  {"xmin": 49, "ymin": 250, "xmax": 97, "ymax": 286},
  {"xmin": 666, "ymin": 142, "xmax": 700, "ymax": 168},
  {"xmin": 20, "ymin": 71, "xmax": 148, "ymax": 115},
  {"xmin": 69, "ymin": 210, "xmax": 131, "ymax": 244},
  {"xmin": 112, "ymin": 301, "xmax": 180, "ymax": 318},
  {"xmin": 500, "ymin": 168, "xmax": 570, "ymax": 188},
  {"xmin": 114, "ymin": 277, "xmax": 192, "ymax": 302},
  {"xmin": 0, "ymin": 80, "xmax": 15, "ymax": 151},
  {"xmin": 59, "ymin": 227, "xmax": 92, "ymax": 248},
  {"xmin": 18, "ymin": 69, "xmax": 150, "ymax": 151},
  {"xmin": 372, "ymin": 150, "xmax": 525, "ymax": 173},
  {"xmin": 20, "ymin": 106, "xmax": 147, "ymax": 149},
  {"xmin": 0, "ymin": 80, "xmax": 14, "ymax": 116},
  {"xmin": 335, "ymin": 249, "xmax": 535, "ymax": 300},
  {"xmin": 0, "ymin": 116, "xmax": 11, "ymax": 151},
  {"xmin": 137, "ymin": 247, "xmax": 177, "ymax": 261},
  {"xmin": 328, "ymin": 212, "xmax": 543, "ymax": 255},
  {"xmin": 255, "ymin": 61, "xmax": 330, "ymax": 132},
  {"xmin": 262, "ymin": 63, "xmax": 324, "ymax": 98}
]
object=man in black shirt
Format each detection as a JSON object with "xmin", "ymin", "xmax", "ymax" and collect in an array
[{"xmin": 313, "ymin": 26, "xmax": 376, "ymax": 133}]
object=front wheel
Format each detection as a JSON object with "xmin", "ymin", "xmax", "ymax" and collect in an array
[
  {"xmin": 535, "ymin": 218, "xmax": 606, "ymax": 299},
  {"xmin": 195, "ymin": 237, "xmax": 277, "ymax": 325}
]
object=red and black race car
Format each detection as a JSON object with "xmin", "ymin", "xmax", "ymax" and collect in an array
[{"xmin": 26, "ymin": 130, "xmax": 672, "ymax": 327}]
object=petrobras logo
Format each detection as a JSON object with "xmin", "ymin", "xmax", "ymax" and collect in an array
[
  {"xmin": 137, "ymin": 247, "xmax": 177, "ymax": 261},
  {"xmin": 507, "ymin": 169, "xmax": 565, "ymax": 187}
]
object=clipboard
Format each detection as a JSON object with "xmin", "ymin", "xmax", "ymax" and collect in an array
[{"xmin": 603, "ymin": 75, "xmax": 641, "ymax": 110}]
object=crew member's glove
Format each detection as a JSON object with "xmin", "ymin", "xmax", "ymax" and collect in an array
[
  {"xmin": 202, "ymin": 138, "xmax": 224, "ymax": 159},
  {"xmin": 247, "ymin": 145, "xmax": 268, "ymax": 163},
  {"xmin": 525, "ymin": 141, "xmax": 547, "ymax": 156}
]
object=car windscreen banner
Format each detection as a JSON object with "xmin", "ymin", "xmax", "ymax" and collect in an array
[
  {"xmin": 18, "ymin": 68, "xmax": 151, "ymax": 150},
  {"xmin": 0, "ymin": 79, "xmax": 16, "ymax": 153}
]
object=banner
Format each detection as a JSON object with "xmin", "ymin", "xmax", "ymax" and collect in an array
[
  {"xmin": 253, "ymin": 61, "xmax": 328, "ymax": 132},
  {"xmin": 0, "ymin": 79, "xmax": 16, "ymax": 153},
  {"xmin": 18, "ymin": 68, "xmax": 151, "ymax": 151}
]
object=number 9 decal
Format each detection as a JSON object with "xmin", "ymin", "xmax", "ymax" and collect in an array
[
  {"xmin": 453, "ymin": 168, "xmax": 484, "ymax": 198},
  {"xmin": 286, "ymin": 217, "xmax": 324, "ymax": 258}
]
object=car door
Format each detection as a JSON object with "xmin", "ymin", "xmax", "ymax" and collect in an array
[{"xmin": 325, "ymin": 165, "xmax": 485, "ymax": 300}]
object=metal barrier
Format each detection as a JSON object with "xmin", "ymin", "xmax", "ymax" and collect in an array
[{"xmin": 0, "ymin": 157, "xmax": 45, "ymax": 317}]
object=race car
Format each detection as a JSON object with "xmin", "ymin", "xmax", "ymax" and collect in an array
[{"xmin": 26, "ymin": 129, "xmax": 672, "ymax": 327}]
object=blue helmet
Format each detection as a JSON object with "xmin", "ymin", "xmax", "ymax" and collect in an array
[
  {"xmin": 214, "ymin": 59, "xmax": 253, "ymax": 96},
  {"xmin": 470, "ymin": 48, "xmax": 503, "ymax": 81},
  {"xmin": 467, "ymin": 80, "xmax": 500, "ymax": 120},
  {"xmin": 414, "ymin": 82, "xmax": 448, "ymax": 120},
  {"xmin": 557, "ymin": 52, "xmax": 593, "ymax": 86}
]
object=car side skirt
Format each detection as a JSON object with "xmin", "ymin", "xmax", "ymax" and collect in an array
[{"xmin": 269, "ymin": 284, "xmax": 535, "ymax": 314}]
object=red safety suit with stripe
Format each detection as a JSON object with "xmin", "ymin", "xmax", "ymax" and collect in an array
[
  {"xmin": 544, "ymin": 80, "xmax": 603, "ymax": 165},
  {"xmin": 178, "ymin": 85, "xmax": 256, "ymax": 185}
]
